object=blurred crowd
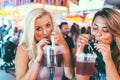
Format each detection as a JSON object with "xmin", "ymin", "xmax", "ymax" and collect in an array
[{"xmin": 0, "ymin": 24, "xmax": 23, "ymax": 71}]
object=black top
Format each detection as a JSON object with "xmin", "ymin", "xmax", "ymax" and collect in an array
[
  {"xmin": 64, "ymin": 35, "xmax": 75, "ymax": 67},
  {"xmin": 64, "ymin": 35, "xmax": 74, "ymax": 52}
]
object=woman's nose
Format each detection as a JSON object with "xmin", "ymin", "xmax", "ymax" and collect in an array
[
  {"xmin": 43, "ymin": 29, "xmax": 47, "ymax": 34},
  {"xmin": 96, "ymin": 29, "xmax": 102, "ymax": 37}
]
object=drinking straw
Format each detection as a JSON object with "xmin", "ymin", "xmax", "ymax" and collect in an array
[
  {"xmin": 49, "ymin": 35, "xmax": 55, "ymax": 80},
  {"xmin": 49, "ymin": 67, "xmax": 55, "ymax": 80},
  {"xmin": 88, "ymin": 43, "xmax": 96, "ymax": 54},
  {"xmin": 51, "ymin": 35, "xmax": 55, "ymax": 50},
  {"xmin": 76, "ymin": 46, "xmax": 81, "ymax": 56}
]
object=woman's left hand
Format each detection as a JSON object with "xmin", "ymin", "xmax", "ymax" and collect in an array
[
  {"xmin": 51, "ymin": 27, "xmax": 66, "ymax": 46},
  {"xmin": 94, "ymin": 43, "xmax": 112, "ymax": 63}
]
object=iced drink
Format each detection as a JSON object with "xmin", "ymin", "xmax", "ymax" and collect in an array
[
  {"xmin": 76, "ymin": 53, "xmax": 97, "ymax": 75},
  {"xmin": 43, "ymin": 52, "xmax": 54, "ymax": 67},
  {"xmin": 54, "ymin": 53, "xmax": 63, "ymax": 67},
  {"xmin": 43, "ymin": 45, "xmax": 63, "ymax": 67}
]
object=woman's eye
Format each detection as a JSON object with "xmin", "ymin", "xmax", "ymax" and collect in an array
[
  {"xmin": 92, "ymin": 24, "xmax": 98, "ymax": 30},
  {"xmin": 36, "ymin": 27, "xmax": 42, "ymax": 31},
  {"xmin": 103, "ymin": 28, "xmax": 109, "ymax": 32},
  {"xmin": 93, "ymin": 27, "xmax": 98, "ymax": 30},
  {"xmin": 92, "ymin": 26, "xmax": 98, "ymax": 30},
  {"xmin": 46, "ymin": 24, "xmax": 51, "ymax": 28}
]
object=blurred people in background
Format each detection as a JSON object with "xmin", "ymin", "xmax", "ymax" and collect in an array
[
  {"xmin": 86, "ymin": 26, "xmax": 91, "ymax": 34},
  {"xmin": 80, "ymin": 27, "xmax": 86, "ymax": 34},
  {"xmin": 0, "ymin": 25, "xmax": 9, "ymax": 43},
  {"xmin": 76, "ymin": 8, "xmax": 120, "ymax": 80},
  {"xmin": 15, "ymin": 8, "xmax": 73, "ymax": 80},
  {"xmin": 70, "ymin": 23, "xmax": 80, "ymax": 48},
  {"xmin": 0, "ymin": 25, "xmax": 18, "ymax": 71},
  {"xmin": 59, "ymin": 22, "xmax": 76, "ymax": 79}
]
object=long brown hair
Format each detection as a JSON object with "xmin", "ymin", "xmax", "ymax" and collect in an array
[{"xmin": 92, "ymin": 8, "xmax": 120, "ymax": 75}]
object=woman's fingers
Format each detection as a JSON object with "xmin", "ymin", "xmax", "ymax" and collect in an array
[
  {"xmin": 94, "ymin": 43, "xmax": 110, "ymax": 52},
  {"xmin": 77, "ymin": 34, "xmax": 90, "ymax": 53},
  {"xmin": 77, "ymin": 34, "xmax": 90, "ymax": 47},
  {"xmin": 37, "ymin": 38, "xmax": 50, "ymax": 48},
  {"xmin": 94, "ymin": 43, "xmax": 112, "ymax": 62},
  {"xmin": 51, "ymin": 31, "xmax": 64, "ymax": 45}
]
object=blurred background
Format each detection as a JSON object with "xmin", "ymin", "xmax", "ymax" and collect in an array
[{"xmin": 0, "ymin": 0, "xmax": 120, "ymax": 80}]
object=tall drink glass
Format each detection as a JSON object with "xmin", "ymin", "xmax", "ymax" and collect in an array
[
  {"xmin": 43, "ymin": 45, "xmax": 63, "ymax": 67},
  {"xmin": 76, "ymin": 53, "xmax": 97, "ymax": 75}
]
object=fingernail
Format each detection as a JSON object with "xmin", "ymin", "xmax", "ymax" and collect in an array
[
  {"xmin": 51, "ymin": 32, "xmax": 55, "ymax": 34},
  {"xmin": 81, "ymin": 40, "xmax": 84, "ymax": 43}
]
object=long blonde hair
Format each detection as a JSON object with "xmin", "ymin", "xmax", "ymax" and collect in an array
[{"xmin": 20, "ymin": 8, "xmax": 54, "ymax": 59}]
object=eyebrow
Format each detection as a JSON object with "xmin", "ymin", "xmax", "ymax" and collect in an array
[
  {"xmin": 44, "ymin": 22, "xmax": 52, "ymax": 26},
  {"xmin": 46, "ymin": 22, "xmax": 51, "ymax": 24},
  {"xmin": 35, "ymin": 25, "xmax": 41, "ymax": 27},
  {"xmin": 35, "ymin": 22, "xmax": 51, "ymax": 27},
  {"xmin": 94, "ymin": 23, "xmax": 107, "ymax": 28}
]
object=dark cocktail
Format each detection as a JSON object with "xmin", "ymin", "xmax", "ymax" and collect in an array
[
  {"xmin": 76, "ymin": 53, "xmax": 97, "ymax": 75},
  {"xmin": 76, "ymin": 61, "xmax": 96, "ymax": 75},
  {"xmin": 43, "ymin": 45, "xmax": 63, "ymax": 67}
]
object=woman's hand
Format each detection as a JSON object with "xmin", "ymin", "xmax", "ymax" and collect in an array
[
  {"xmin": 51, "ymin": 27, "xmax": 66, "ymax": 46},
  {"xmin": 94, "ymin": 43, "xmax": 112, "ymax": 63},
  {"xmin": 36, "ymin": 38, "xmax": 50, "ymax": 61},
  {"xmin": 77, "ymin": 34, "xmax": 90, "ymax": 53}
]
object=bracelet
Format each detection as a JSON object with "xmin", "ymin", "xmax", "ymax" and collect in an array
[{"xmin": 34, "ymin": 59, "xmax": 41, "ymax": 64}]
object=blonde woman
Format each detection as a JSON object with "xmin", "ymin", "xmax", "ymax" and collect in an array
[
  {"xmin": 15, "ymin": 8, "xmax": 73, "ymax": 80},
  {"xmin": 76, "ymin": 8, "xmax": 120, "ymax": 80}
]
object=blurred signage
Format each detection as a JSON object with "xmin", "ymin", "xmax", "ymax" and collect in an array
[{"xmin": 69, "ymin": 0, "xmax": 105, "ymax": 12}]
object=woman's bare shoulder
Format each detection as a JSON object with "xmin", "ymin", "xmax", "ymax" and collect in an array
[{"xmin": 16, "ymin": 43, "xmax": 29, "ymax": 56}]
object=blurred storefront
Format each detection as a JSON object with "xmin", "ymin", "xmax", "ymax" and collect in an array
[
  {"xmin": 0, "ymin": 0, "xmax": 69, "ymax": 29},
  {"xmin": 1, "ymin": 0, "xmax": 120, "ymax": 29},
  {"xmin": 66, "ymin": 0, "xmax": 105, "ymax": 28}
]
